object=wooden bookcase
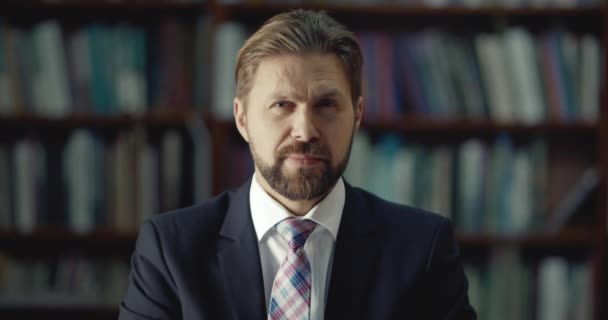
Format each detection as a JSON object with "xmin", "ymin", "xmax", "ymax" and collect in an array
[{"xmin": 0, "ymin": 1, "xmax": 606, "ymax": 319}]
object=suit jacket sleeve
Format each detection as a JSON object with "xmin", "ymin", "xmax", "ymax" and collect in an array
[
  {"xmin": 119, "ymin": 220, "xmax": 181, "ymax": 320},
  {"xmin": 423, "ymin": 219, "xmax": 477, "ymax": 320}
]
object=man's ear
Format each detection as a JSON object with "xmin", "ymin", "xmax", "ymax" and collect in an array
[
  {"xmin": 234, "ymin": 97, "xmax": 249, "ymax": 142},
  {"xmin": 354, "ymin": 96, "xmax": 363, "ymax": 130}
]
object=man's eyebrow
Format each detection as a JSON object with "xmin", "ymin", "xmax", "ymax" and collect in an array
[
  {"xmin": 266, "ymin": 88, "xmax": 344, "ymax": 103},
  {"xmin": 311, "ymin": 88, "xmax": 344, "ymax": 99}
]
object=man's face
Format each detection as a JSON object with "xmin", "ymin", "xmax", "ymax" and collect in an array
[{"xmin": 234, "ymin": 53, "xmax": 363, "ymax": 201}]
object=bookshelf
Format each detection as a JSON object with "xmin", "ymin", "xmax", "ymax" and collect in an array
[{"xmin": 0, "ymin": 1, "xmax": 606, "ymax": 319}]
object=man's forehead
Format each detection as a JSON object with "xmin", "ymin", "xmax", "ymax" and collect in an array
[{"xmin": 270, "ymin": 66, "xmax": 346, "ymax": 95}]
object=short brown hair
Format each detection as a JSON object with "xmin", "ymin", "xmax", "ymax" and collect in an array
[{"xmin": 235, "ymin": 9, "xmax": 363, "ymax": 105}]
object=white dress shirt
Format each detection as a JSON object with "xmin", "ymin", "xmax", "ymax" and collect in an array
[{"xmin": 249, "ymin": 173, "xmax": 345, "ymax": 320}]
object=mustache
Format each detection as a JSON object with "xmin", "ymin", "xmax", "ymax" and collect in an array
[{"xmin": 276, "ymin": 142, "xmax": 331, "ymax": 159}]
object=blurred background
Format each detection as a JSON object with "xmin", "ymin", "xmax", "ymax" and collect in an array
[{"xmin": 0, "ymin": 0, "xmax": 606, "ymax": 319}]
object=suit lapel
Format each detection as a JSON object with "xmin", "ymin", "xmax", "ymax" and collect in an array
[
  {"xmin": 325, "ymin": 184, "xmax": 381, "ymax": 319},
  {"xmin": 216, "ymin": 179, "xmax": 266, "ymax": 320}
]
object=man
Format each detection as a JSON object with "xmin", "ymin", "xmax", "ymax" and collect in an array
[{"xmin": 119, "ymin": 9, "xmax": 476, "ymax": 320}]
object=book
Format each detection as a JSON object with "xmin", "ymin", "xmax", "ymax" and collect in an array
[
  {"xmin": 64, "ymin": 130, "xmax": 96, "ymax": 234},
  {"xmin": 187, "ymin": 115, "xmax": 213, "ymax": 203},
  {"xmin": 0, "ymin": 21, "xmax": 15, "ymax": 115},
  {"xmin": 0, "ymin": 145, "xmax": 10, "ymax": 228},
  {"xmin": 137, "ymin": 131, "xmax": 159, "ymax": 226},
  {"xmin": 456, "ymin": 139, "xmax": 486, "ymax": 232},
  {"xmin": 579, "ymin": 34, "xmax": 600, "ymax": 121},
  {"xmin": 13, "ymin": 140, "xmax": 42, "ymax": 234},
  {"xmin": 503, "ymin": 27, "xmax": 545, "ymax": 124},
  {"xmin": 537, "ymin": 257, "xmax": 569, "ymax": 320},
  {"xmin": 212, "ymin": 22, "xmax": 246, "ymax": 120},
  {"xmin": 31, "ymin": 20, "xmax": 71, "ymax": 117},
  {"xmin": 343, "ymin": 130, "xmax": 372, "ymax": 189},
  {"xmin": 475, "ymin": 33, "xmax": 515, "ymax": 123},
  {"xmin": 161, "ymin": 130, "xmax": 183, "ymax": 211}
]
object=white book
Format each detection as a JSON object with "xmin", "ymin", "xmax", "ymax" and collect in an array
[
  {"xmin": 392, "ymin": 146, "xmax": 416, "ymax": 206},
  {"xmin": 212, "ymin": 22, "xmax": 246, "ymax": 120},
  {"xmin": 14, "ymin": 140, "xmax": 38, "ymax": 233},
  {"xmin": 476, "ymin": 34, "xmax": 515, "ymax": 123},
  {"xmin": 579, "ymin": 35, "xmax": 599, "ymax": 121},
  {"xmin": 503, "ymin": 28, "xmax": 545, "ymax": 124},
  {"xmin": 162, "ymin": 130, "xmax": 182, "ymax": 211},
  {"xmin": 430, "ymin": 146, "xmax": 452, "ymax": 219},
  {"xmin": 64, "ymin": 130, "xmax": 95, "ymax": 234},
  {"xmin": 509, "ymin": 149, "xmax": 533, "ymax": 234},
  {"xmin": 344, "ymin": 131, "xmax": 372, "ymax": 189},
  {"xmin": 0, "ymin": 146, "xmax": 10, "ymax": 228},
  {"xmin": 187, "ymin": 116, "xmax": 212, "ymax": 203},
  {"xmin": 31, "ymin": 20, "xmax": 71, "ymax": 117},
  {"xmin": 537, "ymin": 257, "xmax": 569, "ymax": 320}
]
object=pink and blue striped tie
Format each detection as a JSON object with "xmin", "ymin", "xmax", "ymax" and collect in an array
[{"xmin": 268, "ymin": 218, "xmax": 317, "ymax": 320}]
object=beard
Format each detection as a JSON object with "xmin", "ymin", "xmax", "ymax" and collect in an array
[{"xmin": 250, "ymin": 135, "xmax": 353, "ymax": 201}]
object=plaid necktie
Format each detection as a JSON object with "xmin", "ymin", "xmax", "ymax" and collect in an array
[{"xmin": 268, "ymin": 218, "xmax": 317, "ymax": 320}]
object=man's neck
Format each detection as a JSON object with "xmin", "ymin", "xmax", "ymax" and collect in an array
[{"xmin": 254, "ymin": 171, "xmax": 332, "ymax": 216}]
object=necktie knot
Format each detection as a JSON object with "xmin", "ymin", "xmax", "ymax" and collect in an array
[{"xmin": 275, "ymin": 218, "xmax": 316, "ymax": 251}]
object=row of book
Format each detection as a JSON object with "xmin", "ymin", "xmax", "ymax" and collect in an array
[
  {"xmin": 358, "ymin": 29, "xmax": 600, "ymax": 122},
  {"xmin": 0, "ymin": 119, "xmax": 212, "ymax": 234},
  {"xmin": 0, "ymin": 254, "xmax": 128, "ymax": 307},
  {"xmin": 2, "ymin": 18, "xmax": 599, "ymax": 124},
  {"xmin": 0, "ymin": 16, "xmax": 213, "ymax": 117},
  {"xmin": 465, "ymin": 249, "xmax": 591, "ymax": 320},
  {"xmin": 344, "ymin": 131, "xmax": 596, "ymax": 234},
  {"xmin": 217, "ymin": 0, "xmax": 601, "ymax": 7}
]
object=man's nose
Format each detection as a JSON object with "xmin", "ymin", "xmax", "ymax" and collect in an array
[{"xmin": 290, "ymin": 108, "xmax": 320, "ymax": 143}]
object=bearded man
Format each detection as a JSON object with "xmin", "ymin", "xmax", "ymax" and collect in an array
[{"xmin": 119, "ymin": 9, "xmax": 476, "ymax": 320}]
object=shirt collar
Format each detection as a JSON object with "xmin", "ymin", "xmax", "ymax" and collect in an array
[{"xmin": 249, "ymin": 173, "xmax": 345, "ymax": 242}]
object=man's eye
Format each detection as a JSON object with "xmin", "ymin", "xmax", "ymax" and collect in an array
[
  {"xmin": 273, "ymin": 101, "xmax": 291, "ymax": 108},
  {"xmin": 318, "ymin": 99, "xmax": 337, "ymax": 108}
]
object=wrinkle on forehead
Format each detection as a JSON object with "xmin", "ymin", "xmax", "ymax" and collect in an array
[{"xmin": 273, "ymin": 61, "xmax": 344, "ymax": 102}]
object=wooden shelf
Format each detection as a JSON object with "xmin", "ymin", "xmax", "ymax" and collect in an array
[
  {"xmin": 456, "ymin": 229, "xmax": 595, "ymax": 248},
  {"xmin": 1, "ymin": 1, "xmax": 207, "ymax": 12},
  {"xmin": 222, "ymin": 3, "xmax": 603, "ymax": 18},
  {"xmin": 0, "ymin": 227, "xmax": 594, "ymax": 249},
  {"xmin": 0, "ymin": 114, "xmax": 597, "ymax": 139},
  {"xmin": 362, "ymin": 117, "xmax": 598, "ymax": 136},
  {"xmin": 0, "ymin": 306, "xmax": 117, "ymax": 320},
  {"xmin": 0, "ymin": 228, "xmax": 136, "ymax": 257},
  {"xmin": 0, "ymin": 112, "xmax": 210, "ymax": 131}
]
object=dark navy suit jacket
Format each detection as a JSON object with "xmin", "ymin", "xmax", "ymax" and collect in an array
[{"xmin": 119, "ymin": 179, "xmax": 477, "ymax": 319}]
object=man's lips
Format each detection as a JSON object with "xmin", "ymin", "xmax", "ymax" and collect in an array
[
  {"xmin": 285, "ymin": 154, "xmax": 325, "ymax": 160},
  {"xmin": 283, "ymin": 154, "xmax": 326, "ymax": 166}
]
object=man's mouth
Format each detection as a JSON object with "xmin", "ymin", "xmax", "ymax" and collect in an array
[{"xmin": 284, "ymin": 154, "xmax": 325, "ymax": 166}]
